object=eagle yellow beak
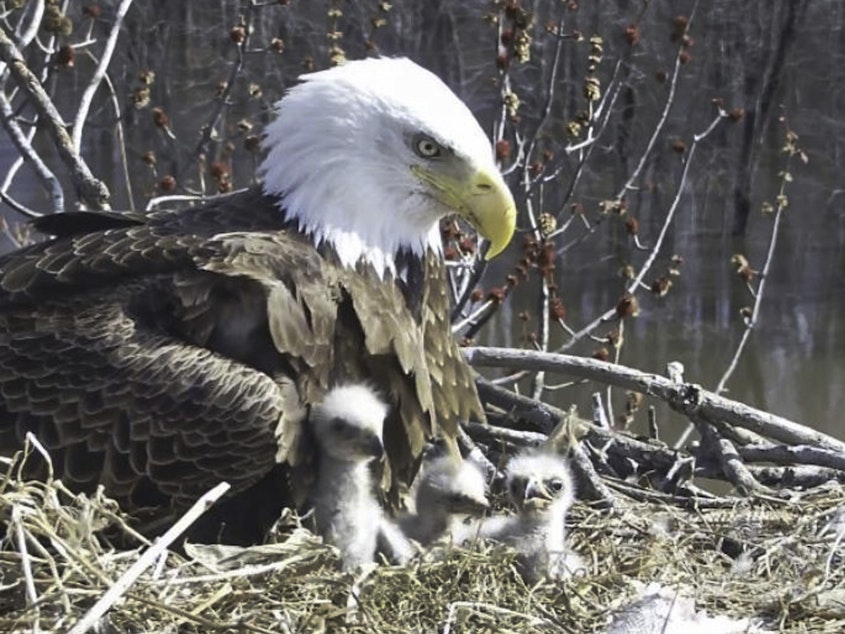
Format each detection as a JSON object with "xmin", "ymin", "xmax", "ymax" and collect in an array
[
  {"xmin": 462, "ymin": 168, "xmax": 517, "ymax": 259},
  {"xmin": 414, "ymin": 164, "xmax": 516, "ymax": 259}
]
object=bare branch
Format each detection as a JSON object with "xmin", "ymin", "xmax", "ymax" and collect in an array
[
  {"xmin": 554, "ymin": 111, "xmax": 727, "ymax": 354},
  {"xmin": 71, "ymin": 0, "xmax": 134, "ymax": 153},
  {"xmin": 676, "ymin": 124, "xmax": 797, "ymax": 449},
  {"xmin": 694, "ymin": 415, "xmax": 770, "ymax": 495},
  {"xmin": 0, "ymin": 27, "xmax": 109, "ymax": 209},
  {"xmin": 189, "ymin": 1, "xmax": 257, "ymax": 174},
  {"xmin": 0, "ymin": 91, "xmax": 61, "ymax": 213},
  {"xmin": 626, "ymin": 111, "xmax": 727, "ymax": 295},
  {"xmin": 11, "ymin": 0, "xmax": 43, "ymax": 48},
  {"xmin": 739, "ymin": 443, "xmax": 845, "ymax": 472}
]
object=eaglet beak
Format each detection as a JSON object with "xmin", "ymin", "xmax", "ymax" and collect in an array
[
  {"xmin": 415, "ymin": 164, "xmax": 516, "ymax": 259},
  {"xmin": 521, "ymin": 478, "xmax": 553, "ymax": 512},
  {"xmin": 455, "ymin": 494, "xmax": 491, "ymax": 516}
]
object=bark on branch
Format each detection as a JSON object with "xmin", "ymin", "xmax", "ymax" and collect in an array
[
  {"xmin": 0, "ymin": 26, "xmax": 109, "ymax": 210},
  {"xmin": 464, "ymin": 346, "xmax": 845, "ymax": 454}
]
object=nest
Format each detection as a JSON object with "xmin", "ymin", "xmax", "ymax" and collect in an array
[{"xmin": 2, "ymin": 440, "xmax": 845, "ymax": 634}]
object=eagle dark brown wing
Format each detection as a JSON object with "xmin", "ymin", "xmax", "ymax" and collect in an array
[
  {"xmin": 0, "ymin": 191, "xmax": 331, "ymax": 527},
  {"xmin": 0, "ymin": 187, "xmax": 480, "ymax": 536}
]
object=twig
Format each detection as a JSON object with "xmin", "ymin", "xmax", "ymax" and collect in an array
[
  {"xmin": 23, "ymin": 529, "xmax": 71, "ymax": 613},
  {"xmin": 523, "ymin": 18, "xmax": 565, "ymax": 172},
  {"xmin": 0, "ymin": 91, "xmax": 61, "ymax": 212},
  {"xmin": 452, "ymin": 299, "xmax": 493, "ymax": 334},
  {"xmin": 569, "ymin": 442, "xmax": 617, "ymax": 508},
  {"xmin": 70, "ymin": 0, "xmax": 134, "ymax": 152},
  {"xmin": 100, "ymin": 71, "xmax": 134, "ymax": 210},
  {"xmin": 601, "ymin": 477, "xmax": 739, "ymax": 508},
  {"xmin": 556, "ymin": 58, "xmax": 625, "ymax": 215},
  {"xmin": 477, "ymin": 378, "xmax": 562, "ymax": 434},
  {"xmin": 24, "ymin": 432, "xmax": 54, "ymax": 480},
  {"xmin": 67, "ymin": 482, "xmax": 231, "ymax": 634},
  {"xmin": 450, "ymin": 262, "xmax": 488, "ymax": 324},
  {"xmin": 77, "ymin": 51, "xmax": 134, "ymax": 210},
  {"xmin": 555, "ymin": 110, "xmax": 729, "ymax": 356},
  {"xmin": 747, "ymin": 465, "xmax": 845, "ymax": 489},
  {"xmin": 443, "ymin": 601, "xmax": 558, "ymax": 634},
  {"xmin": 123, "ymin": 590, "xmax": 278, "ymax": 634},
  {"xmin": 694, "ymin": 416, "xmax": 769, "ymax": 495},
  {"xmin": 738, "ymin": 443, "xmax": 845, "ymax": 472},
  {"xmin": 716, "ymin": 164, "xmax": 790, "ymax": 392},
  {"xmin": 189, "ymin": 2, "xmax": 255, "ymax": 172},
  {"xmin": 625, "ymin": 111, "xmax": 727, "ymax": 297},
  {"xmin": 676, "ymin": 124, "xmax": 795, "ymax": 449},
  {"xmin": 12, "ymin": 506, "xmax": 39, "ymax": 623},
  {"xmin": 477, "ymin": 380, "xmax": 684, "ymax": 474},
  {"xmin": 825, "ymin": 511, "xmax": 845, "ymax": 580},
  {"xmin": 465, "ymin": 420, "xmax": 546, "ymax": 449},
  {"xmin": 12, "ymin": 0, "xmax": 45, "ymax": 48},
  {"xmin": 613, "ymin": 19, "xmax": 686, "ymax": 203},
  {"xmin": 0, "ymin": 27, "xmax": 109, "ymax": 209},
  {"xmin": 0, "ymin": 189, "xmax": 42, "ymax": 219},
  {"xmin": 457, "ymin": 425, "xmax": 497, "ymax": 479},
  {"xmin": 531, "ymin": 272, "xmax": 550, "ymax": 399},
  {"xmin": 345, "ymin": 563, "xmax": 377, "ymax": 627},
  {"xmin": 591, "ymin": 393, "xmax": 610, "ymax": 429}
]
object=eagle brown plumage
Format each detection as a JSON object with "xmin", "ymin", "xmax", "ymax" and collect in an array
[{"xmin": 0, "ymin": 58, "xmax": 515, "ymax": 541}]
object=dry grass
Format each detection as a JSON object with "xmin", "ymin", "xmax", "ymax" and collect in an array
[{"xmin": 1, "ymin": 445, "xmax": 844, "ymax": 633}]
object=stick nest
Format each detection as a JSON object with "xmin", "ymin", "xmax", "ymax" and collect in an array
[{"xmin": 1, "ymin": 447, "xmax": 845, "ymax": 633}]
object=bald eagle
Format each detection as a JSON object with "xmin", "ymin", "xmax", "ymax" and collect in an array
[{"xmin": 0, "ymin": 58, "xmax": 515, "ymax": 541}]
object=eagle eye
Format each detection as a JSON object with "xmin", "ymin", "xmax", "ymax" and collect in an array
[
  {"xmin": 548, "ymin": 478, "xmax": 564, "ymax": 493},
  {"xmin": 414, "ymin": 134, "xmax": 442, "ymax": 159}
]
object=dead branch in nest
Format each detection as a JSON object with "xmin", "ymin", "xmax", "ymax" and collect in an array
[
  {"xmin": 466, "ymin": 347, "xmax": 845, "ymax": 508},
  {"xmin": 465, "ymin": 346, "xmax": 845, "ymax": 453}
]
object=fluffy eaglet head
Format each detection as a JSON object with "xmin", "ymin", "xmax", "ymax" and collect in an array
[
  {"xmin": 310, "ymin": 385, "xmax": 387, "ymax": 462},
  {"xmin": 506, "ymin": 452, "xmax": 575, "ymax": 514},
  {"xmin": 260, "ymin": 57, "xmax": 516, "ymax": 276}
]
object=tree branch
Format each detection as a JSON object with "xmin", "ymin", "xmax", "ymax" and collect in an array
[
  {"xmin": 70, "ymin": 0, "xmax": 134, "ymax": 153},
  {"xmin": 0, "ymin": 26, "xmax": 109, "ymax": 209},
  {"xmin": 465, "ymin": 346, "xmax": 845, "ymax": 454}
]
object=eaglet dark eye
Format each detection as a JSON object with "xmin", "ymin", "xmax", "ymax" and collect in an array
[
  {"xmin": 414, "ymin": 135, "xmax": 442, "ymax": 159},
  {"xmin": 549, "ymin": 478, "xmax": 564, "ymax": 493}
]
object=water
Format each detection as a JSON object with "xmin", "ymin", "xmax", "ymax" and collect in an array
[{"xmin": 476, "ymin": 194, "xmax": 845, "ymax": 443}]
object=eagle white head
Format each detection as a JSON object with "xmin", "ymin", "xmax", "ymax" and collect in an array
[{"xmin": 259, "ymin": 57, "xmax": 516, "ymax": 276}]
